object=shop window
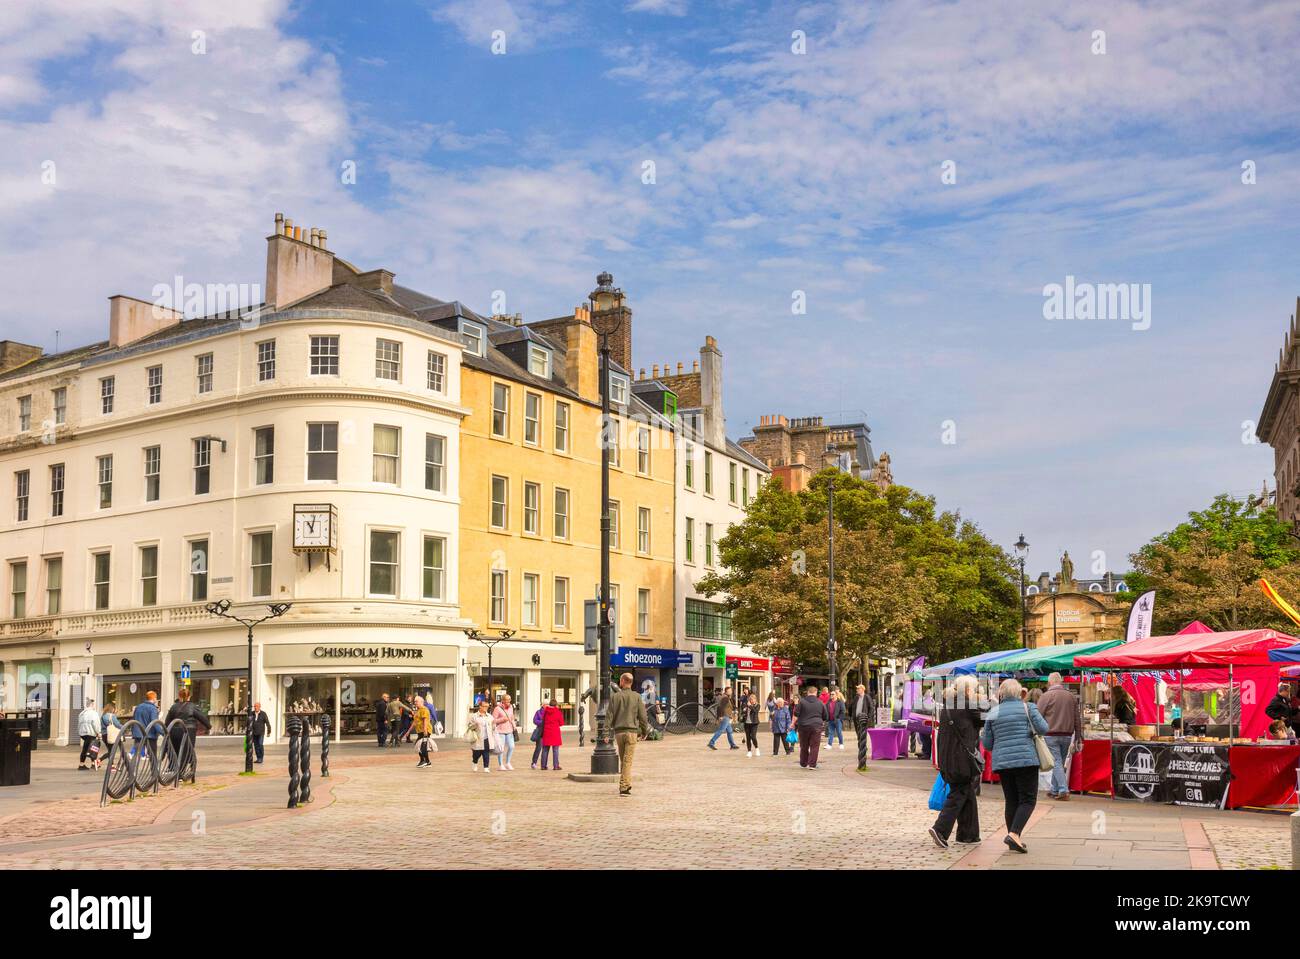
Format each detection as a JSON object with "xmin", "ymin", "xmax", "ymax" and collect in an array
[{"xmin": 542, "ymin": 673, "xmax": 577, "ymax": 726}]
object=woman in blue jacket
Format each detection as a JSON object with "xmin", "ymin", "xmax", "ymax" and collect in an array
[
  {"xmin": 981, "ymin": 678, "xmax": 1048, "ymax": 854},
  {"xmin": 769, "ymin": 698, "xmax": 792, "ymax": 756}
]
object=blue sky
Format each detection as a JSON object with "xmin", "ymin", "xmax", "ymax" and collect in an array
[{"xmin": 2, "ymin": 0, "xmax": 1299, "ymax": 576}]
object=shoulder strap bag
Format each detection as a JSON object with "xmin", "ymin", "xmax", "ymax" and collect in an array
[{"xmin": 1025, "ymin": 701, "xmax": 1054, "ymax": 772}]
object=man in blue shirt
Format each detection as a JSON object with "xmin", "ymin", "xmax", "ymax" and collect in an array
[{"xmin": 131, "ymin": 691, "xmax": 159, "ymax": 756}]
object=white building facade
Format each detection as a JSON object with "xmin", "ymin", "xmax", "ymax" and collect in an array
[{"xmin": 0, "ymin": 218, "xmax": 477, "ymax": 744}]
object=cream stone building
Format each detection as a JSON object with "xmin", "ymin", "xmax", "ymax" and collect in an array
[
  {"xmin": 633, "ymin": 338, "xmax": 771, "ymax": 710},
  {"xmin": 0, "ymin": 216, "xmax": 473, "ymax": 744}
]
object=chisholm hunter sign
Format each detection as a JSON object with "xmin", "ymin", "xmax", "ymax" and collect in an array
[{"xmin": 312, "ymin": 646, "xmax": 425, "ymax": 660}]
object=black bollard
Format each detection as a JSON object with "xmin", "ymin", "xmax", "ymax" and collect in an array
[
  {"xmin": 320, "ymin": 713, "xmax": 331, "ymax": 778},
  {"xmin": 299, "ymin": 716, "xmax": 312, "ymax": 804},
  {"xmin": 286, "ymin": 716, "xmax": 301, "ymax": 809}
]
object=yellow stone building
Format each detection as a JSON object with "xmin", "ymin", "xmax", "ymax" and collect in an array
[{"xmin": 423, "ymin": 302, "xmax": 676, "ymax": 727}]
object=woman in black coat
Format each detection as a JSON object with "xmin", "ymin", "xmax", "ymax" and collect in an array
[{"xmin": 928, "ymin": 676, "xmax": 984, "ymax": 848}]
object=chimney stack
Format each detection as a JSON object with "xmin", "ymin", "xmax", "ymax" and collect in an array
[
  {"xmin": 699, "ymin": 335, "xmax": 725, "ymax": 449},
  {"xmin": 265, "ymin": 212, "xmax": 335, "ymax": 311}
]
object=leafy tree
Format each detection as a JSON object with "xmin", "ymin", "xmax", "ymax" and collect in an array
[
  {"xmin": 697, "ymin": 470, "xmax": 1021, "ymax": 684},
  {"xmin": 1124, "ymin": 494, "xmax": 1300, "ymax": 634}
]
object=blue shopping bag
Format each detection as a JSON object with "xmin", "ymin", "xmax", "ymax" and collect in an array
[
  {"xmin": 785, "ymin": 729, "xmax": 798, "ymax": 745},
  {"xmin": 927, "ymin": 773, "xmax": 950, "ymax": 811}
]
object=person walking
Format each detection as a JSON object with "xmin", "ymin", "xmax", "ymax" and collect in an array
[
  {"xmin": 386, "ymin": 695, "xmax": 409, "ymax": 747},
  {"xmin": 1037, "ymin": 672, "xmax": 1082, "ymax": 801},
  {"xmin": 131, "ymin": 691, "xmax": 160, "ymax": 759},
  {"xmin": 529, "ymin": 704, "xmax": 546, "ymax": 768},
  {"xmin": 250, "ymin": 702, "xmax": 271, "ymax": 764},
  {"xmin": 928, "ymin": 676, "xmax": 984, "ymax": 848},
  {"xmin": 164, "ymin": 687, "xmax": 211, "ymax": 760},
  {"xmin": 981, "ymin": 678, "xmax": 1048, "ymax": 854},
  {"xmin": 825, "ymin": 690, "xmax": 847, "ymax": 750},
  {"xmin": 77, "ymin": 699, "xmax": 101, "ymax": 770},
  {"xmin": 375, "ymin": 693, "xmax": 390, "ymax": 747},
  {"xmin": 608, "ymin": 672, "xmax": 650, "ymax": 796},
  {"xmin": 741, "ymin": 693, "xmax": 761, "ymax": 756},
  {"xmin": 468, "ymin": 700, "xmax": 495, "ymax": 772},
  {"xmin": 707, "ymin": 687, "xmax": 738, "ymax": 750},
  {"xmin": 493, "ymin": 694, "xmax": 518, "ymax": 770},
  {"xmin": 411, "ymin": 695, "xmax": 435, "ymax": 768},
  {"xmin": 852, "ymin": 683, "xmax": 875, "ymax": 770},
  {"xmin": 794, "ymin": 683, "xmax": 829, "ymax": 769},
  {"xmin": 770, "ymin": 697, "xmax": 792, "ymax": 756},
  {"xmin": 539, "ymin": 698, "xmax": 564, "ymax": 770}
]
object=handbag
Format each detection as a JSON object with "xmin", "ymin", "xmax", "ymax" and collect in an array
[
  {"xmin": 464, "ymin": 723, "xmax": 480, "ymax": 745},
  {"xmin": 530, "ymin": 724, "xmax": 542, "ymax": 743},
  {"xmin": 104, "ymin": 723, "xmax": 120, "ymax": 745},
  {"xmin": 927, "ymin": 772, "xmax": 950, "ymax": 811},
  {"xmin": 1025, "ymin": 702, "xmax": 1054, "ymax": 772}
]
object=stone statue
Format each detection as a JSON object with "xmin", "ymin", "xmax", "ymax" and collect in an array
[
  {"xmin": 1060, "ymin": 551, "xmax": 1074, "ymax": 587},
  {"xmin": 872, "ymin": 451, "xmax": 893, "ymax": 491}
]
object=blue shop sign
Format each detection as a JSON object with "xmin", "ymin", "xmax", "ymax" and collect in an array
[{"xmin": 610, "ymin": 646, "xmax": 684, "ymax": 669}]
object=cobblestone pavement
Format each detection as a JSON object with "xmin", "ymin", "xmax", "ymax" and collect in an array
[{"xmin": 0, "ymin": 734, "xmax": 1290, "ymax": 869}]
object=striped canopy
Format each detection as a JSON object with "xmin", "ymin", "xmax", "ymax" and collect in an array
[
  {"xmin": 974, "ymin": 639, "xmax": 1124, "ymax": 675},
  {"xmin": 922, "ymin": 648, "xmax": 1023, "ymax": 678}
]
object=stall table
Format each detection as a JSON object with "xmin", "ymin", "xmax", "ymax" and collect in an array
[
  {"xmin": 1069, "ymin": 738, "xmax": 1113, "ymax": 795},
  {"xmin": 868, "ymin": 726, "xmax": 909, "ymax": 761},
  {"xmin": 1225, "ymin": 744, "xmax": 1300, "ymax": 809}
]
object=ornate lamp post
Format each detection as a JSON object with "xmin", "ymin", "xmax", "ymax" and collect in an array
[
  {"xmin": 588, "ymin": 271, "xmax": 625, "ymax": 776},
  {"xmin": 204, "ymin": 599, "xmax": 291, "ymax": 773},
  {"xmin": 1014, "ymin": 534, "xmax": 1029, "ymax": 647}
]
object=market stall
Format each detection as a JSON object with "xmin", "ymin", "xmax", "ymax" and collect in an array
[
  {"xmin": 1074, "ymin": 628, "xmax": 1300, "ymax": 810},
  {"xmin": 921, "ymin": 648, "xmax": 1023, "ymax": 678}
]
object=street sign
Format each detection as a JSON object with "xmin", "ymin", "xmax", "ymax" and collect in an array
[
  {"xmin": 725, "ymin": 661, "xmax": 739, "ymax": 680},
  {"xmin": 179, "ymin": 663, "xmax": 191, "ymax": 681}
]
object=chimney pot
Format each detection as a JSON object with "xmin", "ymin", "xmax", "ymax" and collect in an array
[
  {"xmin": 284, "ymin": 218, "xmax": 294, "ymax": 236},
  {"xmin": 274, "ymin": 213, "xmax": 284, "ymax": 232},
  {"xmin": 693, "ymin": 360, "xmax": 699, "ymax": 372},
  {"xmin": 677, "ymin": 362, "xmax": 684, "ymax": 374},
  {"xmin": 652, "ymin": 364, "xmax": 659, "ymax": 378}
]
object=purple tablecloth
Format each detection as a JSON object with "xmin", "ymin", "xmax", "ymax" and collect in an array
[{"xmin": 868, "ymin": 726, "xmax": 909, "ymax": 761}]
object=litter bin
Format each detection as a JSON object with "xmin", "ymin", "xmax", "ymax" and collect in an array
[{"xmin": 0, "ymin": 715, "xmax": 34, "ymax": 786}]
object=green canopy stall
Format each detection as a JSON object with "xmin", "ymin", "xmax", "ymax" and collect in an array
[{"xmin": 974, "ymin": 639, "xmax": 1124, "ymax": 676}]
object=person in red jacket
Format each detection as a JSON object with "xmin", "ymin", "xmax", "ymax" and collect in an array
[{"xmin": 539, "ymin": 699, "xmax": 565, "ymax": 770}]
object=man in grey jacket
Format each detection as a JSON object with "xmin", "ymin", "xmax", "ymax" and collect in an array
[{"xmin": 1037, "ymin": 672, "xmax": 1082, "ymax": 801}]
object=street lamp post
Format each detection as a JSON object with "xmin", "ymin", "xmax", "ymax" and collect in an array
[
  {"xmin": 204, "ymin": 599, "xmax": 291, "ymax": 774},
  {"xmin": 588, "ymin": 272, "xmax": 624, "ymax": 775},
  {"xmin": 1014, "ymin": 534, "xmax": 1029, "ymax": 647},
  {"xmin": 464, "ymin": 627, "xmax": 513, "ymax": 707},
  {"xmin": 1050, "ymin": 575, "xmax": 1060, "ymax": 646},
  {"xmin": 826, "ymin": 467, "xmax": 838, "ymax": 692}
]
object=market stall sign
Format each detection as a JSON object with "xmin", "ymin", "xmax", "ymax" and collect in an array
[
  {"xmin": 726, "ymin": 656, "xmax": 770, "ymax": 671},
  {"xmin": 312, "ymin": 646, "xmax": 424, "ymax": 661},
  {"xmin": 1111, "ymin": 742, "xmax": 1230, "ymax": 807}
]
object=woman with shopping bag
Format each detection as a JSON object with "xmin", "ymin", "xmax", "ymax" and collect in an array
[
  {"xmin": 769, "ymin": 698, "xmax": 793, "ymax": 756},
  {"xmin": 980, "ymin": 678, "xmax": 1050, "ymax": 854},
  {"xmin": 928, "ymin": 676, "xmax": 984, "ymax": 848},
  {"xmin": 467, "ymin": 700, "xmax": 496, "ymax": 772}
]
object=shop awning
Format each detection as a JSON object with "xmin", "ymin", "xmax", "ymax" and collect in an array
[
  {"xmin": 1268, "ymin": 642, "xmax": 1300, "ymax": 664},
  {"xmin": 1074, "ymin": 629, "xmax": 1300, "ymax": 670},
  {"xmin": 975, "ymin": 639, "xmax": 1123, "ymax": 675},
  {"xmin": 922, "ymin": 648, "xmax": 1023, "ymax": 678}
]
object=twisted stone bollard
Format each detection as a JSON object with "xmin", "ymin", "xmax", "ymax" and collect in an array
[
  {"xmin": 320, "ymin": 713, "xmax": 331, "ymax": 777},
  {"xmin": 286, "ymin": 716, "xmax": 301, "ymax": 809},
  {"xmin": 299, "ymin": 716, "xmax": 313, "ymax": 804}
]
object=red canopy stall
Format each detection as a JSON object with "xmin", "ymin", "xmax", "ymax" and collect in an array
[{"xmin": 1074, "ymin": 628, "xmax": 1299, "ymax": 810}]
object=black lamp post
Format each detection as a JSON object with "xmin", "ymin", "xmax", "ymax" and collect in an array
[
  {"xmin": 826, "ymin": 459, "xmax": 838, "ymax": 692},
  {"xmin": 1050, "ymin": 575, "xmax": 1060, "ymax": 646},
  {"xmin": 204, "ymin": 599, "xmax": 291, "ymax": 773},
  {"xmin": 1014, "ymin": 534, "xmax": 1029, "ymax": 647},
  {"xmin": 464, "ymin": 627, "xmax": 512, "ymax": 707},
  {"xmin": 588, "ymin": 271, "xmax": 624, "ymax": 776}
]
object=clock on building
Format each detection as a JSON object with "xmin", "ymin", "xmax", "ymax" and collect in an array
[{"xmin": 292, "ymin": 503, "xmax": 338, "ymax": 552}]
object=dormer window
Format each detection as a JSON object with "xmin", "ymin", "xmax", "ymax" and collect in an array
[
  {"xmin": 460, "ymin": 320, "xmax": 486, "ymax": 357},
  {"xmin": 609, "ymin": 373, "xmax": 629, "ymax": 406},
  {"xmin": 527, "ymin": 345, "xmax": 551, "ymax": 379}
]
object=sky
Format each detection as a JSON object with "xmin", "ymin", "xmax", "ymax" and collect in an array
[{"xmin": 2, "ymin": 0, "xmax": 1299, "ymax": 576}]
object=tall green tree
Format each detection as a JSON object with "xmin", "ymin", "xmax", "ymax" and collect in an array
[
  {"xmin": 1124, "ymin": 494, "xmax": 1300, "ymax": 634},
  {"xmin": 697, "ymin": 470, "xmax": 1021, "ymax": 683}
]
